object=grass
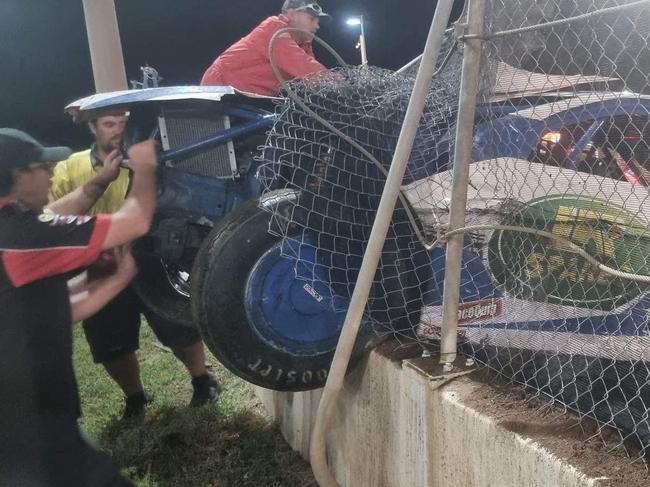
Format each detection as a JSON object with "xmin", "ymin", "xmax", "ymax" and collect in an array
[{"xmin": 73, "ymin": 322, "xmax": 317, "ymax": 487}]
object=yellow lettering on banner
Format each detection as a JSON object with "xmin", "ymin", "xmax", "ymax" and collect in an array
[
  {"xmin": 558, "ymin": 255, "xmax": 578, "ymax": 282},
  {"xmin": 552, "ymin": 206, "xmax": 619, "ymax": 259},
  {"xmin": 526, "ymin": 251, "xmax": 608, "ymax": 285},
  {"xmin": 544, "ymin": 205, "xmax": 640, "ymax": 279},
  {"xmin": 547, "ymin": 254, "xmax": 565, "ymax": 276},
  {"xmin": 594, "ymin": 269, "xmax": 609, "ymax": 286},
  {"xmin": 526, "ymin": 253, "xmax": 545, "ymax": 279},
  {"xmin": 582, "ymin": 267, "xmax": 596, "ymax": 284}
]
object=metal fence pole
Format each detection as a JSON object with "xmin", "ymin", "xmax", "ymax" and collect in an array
[
  {"xmin": 309, "ymin": 2, "xmax": 457, "ymax": 486},
  {"xmin": 439, "ymin": 0, "xmax": 487, "ymax": 366}
]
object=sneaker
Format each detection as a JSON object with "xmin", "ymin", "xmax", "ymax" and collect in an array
[
  {"xmin": 121, "ymin": 391, "xmax": 152, "ymax": 420},
  {"xmin": 190, "ymin": 374, "xmax": 221, "ymax": 407}
]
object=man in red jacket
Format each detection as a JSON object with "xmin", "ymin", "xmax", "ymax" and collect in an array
[{"xmin": 201, "ymin": 0, "xmax": 330, "ymax": 96}]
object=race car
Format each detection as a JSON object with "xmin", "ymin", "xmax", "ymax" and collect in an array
[{"xmin": 67, "ymin": 78, "xmax": 650, "ymax": 391}]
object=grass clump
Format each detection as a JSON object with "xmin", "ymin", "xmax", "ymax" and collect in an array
[{"xmin": 73, "ymin": 323, "xmax": 317, "ymax": 487}]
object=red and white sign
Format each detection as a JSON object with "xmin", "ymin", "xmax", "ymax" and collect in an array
[{"xmin": 457, "ymin": 299, "xmax": 503, "ymax": 324}]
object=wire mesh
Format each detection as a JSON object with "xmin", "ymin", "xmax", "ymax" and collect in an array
[
  {"xmin": 258, "ymin": 0, "xmax": 650, "ymax": 463},
  {"xmin": 258, "ymin": 60, "xmax": 461, "ymax": 339},
  {"xmin": 452, "ymin": 0, "xmax": 650, "ymax": 461}
]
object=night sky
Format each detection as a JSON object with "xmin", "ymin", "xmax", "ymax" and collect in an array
[{"xmin": 0, "ymin": 0, "xmax": 464, "ymax": 150}]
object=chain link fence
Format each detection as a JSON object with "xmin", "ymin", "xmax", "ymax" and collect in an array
[
  {"xmin": 258, "ymin": 62, "xmax": 461, "ymax": 341},
  {"xmin": 457, "ymin": 0, "xmax": 650, "ymax": 461},
  {"xmin": 258, "ymin": 0, "xmax": 650, "ymax": 464}
]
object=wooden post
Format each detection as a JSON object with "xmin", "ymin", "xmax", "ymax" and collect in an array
[{"xmin": 81, "ymin": 0, "xmax": 128, "ymax": 92}]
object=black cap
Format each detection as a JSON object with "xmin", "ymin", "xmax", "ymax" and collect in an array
[
  {"xmin": 0, "ymin": 128, "xmax": 72, "ymax": 170},
  {"xmin": 281, "ymin": 1, "xmax": 330, "ymax": 18}
]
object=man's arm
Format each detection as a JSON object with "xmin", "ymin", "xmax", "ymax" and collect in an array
[
  {"xmin": 270, "ymin": 34, "xmax": 327, "ymax": 79},
  {"xmin": 2, "ymin": 141, "xmax": 158, "ymax": 288},
  {"xmin": 69, "ymin": 244, "xmax": 136, "ymax": 322},
  {"xmin": 47, "ymin": 149, "xmax": 123, "ymax": 215},
  {"xmin": 101, "ymin": 140, "xmax": 158, "ymax": 249}
]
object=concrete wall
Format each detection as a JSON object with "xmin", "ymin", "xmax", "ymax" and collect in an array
[{"xmin": 256, "ymin": 348, "xmax": 607, "ymax": 487}]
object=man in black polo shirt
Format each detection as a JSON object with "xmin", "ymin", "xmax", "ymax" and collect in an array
[{"xmin": 0, "ymin": 128, "xmax": 158, "ymax": 487}]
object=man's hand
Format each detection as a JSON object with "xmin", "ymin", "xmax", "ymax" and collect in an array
[
  {"xmin": 101, "ymin": 140, "xmax": 158, "ymax": 249},
  {"xmin": 96, "ymin": 149, "xmax": 123, "ymax": 185},
  {"xmin": 69, "ymin": 244, "xmax": 138, "ymax": 323},
  {"xmin": 113, "ymin": 243, "xmax": 137, "ymax": 283},
  {"xmin": 127, "ymin": 140, "xmax": 159, "ymax": 173},
  {"xmin": 47, "ymin": 148, "xmax": 126, "ymax": 215},
  {"xmin": 88, "ymin": 244, "xmax": 137, "ymax": 282},
  {"xmin": 80, "ymin": 149, "xmax": 123, "ymax": 200}
]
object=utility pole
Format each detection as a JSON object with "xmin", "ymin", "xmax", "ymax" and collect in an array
[
  {"xmin": 346, "ymin": 16, "xmax": 368, "ymax": 65},
  {"xmin": 81, "ymin": 0, "xmax": 128, "ymax": 92},
  {"xmin": 358, "ymin": 15, "xmax": 368, "ymax": 65}
]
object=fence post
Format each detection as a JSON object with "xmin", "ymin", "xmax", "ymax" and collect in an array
[
  {"xmin": 439, "ymin": 0, "xmax": 488, "ymax": 367},
  {"xmin": 309, "ymin": 2, "xmax": 458, "ymax": 486}
]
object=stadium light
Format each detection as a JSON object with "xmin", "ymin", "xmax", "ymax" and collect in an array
[{"xmin": 345, "ymin": 15, "xmax": 368, "ymax": 65}]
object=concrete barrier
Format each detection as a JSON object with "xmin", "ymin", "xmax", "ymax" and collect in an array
[{"xmin": 255, "ymin": 344, "xmax": 645, "ymax": 487}]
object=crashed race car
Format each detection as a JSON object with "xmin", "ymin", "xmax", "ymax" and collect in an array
[{"xmin": 66, "ymin": 66, "xmax": 650, "ymax": 393}]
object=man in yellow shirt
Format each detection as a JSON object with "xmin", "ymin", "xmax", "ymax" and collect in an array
[{"xmin": 51, "ymin": 112, "xmax": 220, "ymax": 419}]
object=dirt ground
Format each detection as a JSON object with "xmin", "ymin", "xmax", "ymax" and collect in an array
[{"xmin": 379, "ymin": 340, "xmax": 650, "ymax": 486}]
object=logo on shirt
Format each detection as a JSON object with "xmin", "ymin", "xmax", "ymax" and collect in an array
[
  {"xmin": 38, "ymin": 212, "xmax": 55, "ymax": 223},
  {"xmin": 41, "ymin": 214, "xmax": 92, "ymax": 226}
]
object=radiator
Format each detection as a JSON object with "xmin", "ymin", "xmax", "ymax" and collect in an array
[{"xmin": 158, "ymin": 106, "xmax": 237, "ymax": 179}]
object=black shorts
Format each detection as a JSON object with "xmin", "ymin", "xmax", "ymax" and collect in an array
[{"xmin": 82, "ymin": 286, "xmax": 201, "ymax": 364}]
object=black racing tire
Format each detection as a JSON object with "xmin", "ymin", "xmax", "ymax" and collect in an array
[
  {"xmin": 191, "ymin": 193, "xmax": 376, "ymax": 391},
  {"xmin": 132, "ymin": 253, "xmax": 194, "ymax": 327}
]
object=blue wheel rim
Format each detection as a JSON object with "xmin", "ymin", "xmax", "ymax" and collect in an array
[{"xmin": 245, "ymin": 234, "xmax": 369, "ymax": 356}]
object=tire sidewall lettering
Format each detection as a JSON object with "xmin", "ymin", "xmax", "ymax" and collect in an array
[{"xmin": 246, "ymin": 357, "xmax": 328, "ymax": 386}]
